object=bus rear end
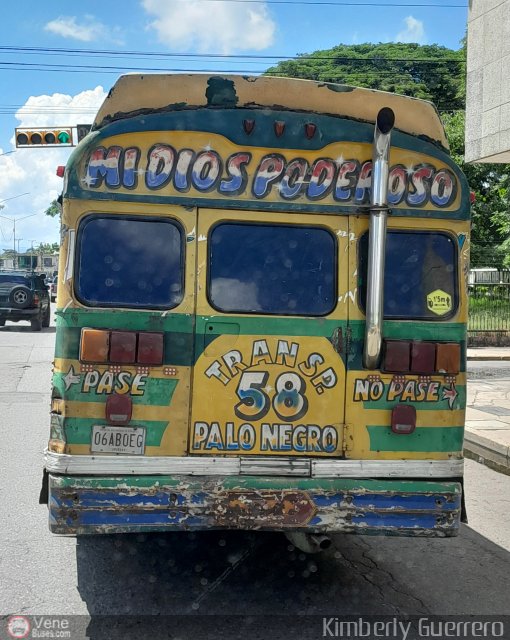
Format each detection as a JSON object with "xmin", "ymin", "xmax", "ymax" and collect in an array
[{"xmin": 43, "ymin": 75, "xmax": 468, "ymax": 541}]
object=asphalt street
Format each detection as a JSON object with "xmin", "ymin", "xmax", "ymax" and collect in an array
[
  {"xmin": 0, "ymin": 311, "xmax": 509, "ymax": 638},
  {"xmin": 468, "ymin": 360, "xmax": 510, "ymax": 378}
]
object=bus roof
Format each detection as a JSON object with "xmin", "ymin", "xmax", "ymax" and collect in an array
[{"xmin": 93, "ymin": 74, "xmax": 449, "ymax": 151}]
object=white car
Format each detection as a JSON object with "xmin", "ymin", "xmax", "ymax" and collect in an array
[{"xmin": 49, "ymin": 276, "xmax": 58, "ymax": 302}]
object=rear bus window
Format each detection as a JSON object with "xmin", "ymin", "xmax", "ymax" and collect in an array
[
  {"xmin": 208, "ymin": 222, "xmax": 336, "ymax": 316},
  {"xmin": 76, "ymin": 215, "xmax": 184, "ymax": 309},
  {"xmin": 359, "ymin": 231, "xmax": 457, "ymax": 319}
]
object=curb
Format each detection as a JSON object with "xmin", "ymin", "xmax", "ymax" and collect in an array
[
  {"xmin": 467, "ymin": 355, "xmax": 510, "ymax": 361},
  {"xmin": 464, "ymin": 431, "xmax": 510, "ymax": 476}
]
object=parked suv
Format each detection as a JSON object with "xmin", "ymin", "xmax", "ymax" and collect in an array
[{"xmin": 0, "ymin": 271, "xmax": 51, "ymax": 331}]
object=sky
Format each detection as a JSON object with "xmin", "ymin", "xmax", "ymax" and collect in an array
[{"xmin": 0, "ymin": 0, "xmax": 468, "ymax": 252}]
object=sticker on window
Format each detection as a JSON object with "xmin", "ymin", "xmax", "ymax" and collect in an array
[
  {"xmin": 426, "ymin": 289, "xmax": 452, "ymax": 316},
  {"xmin": 359, "ymin": 231, "xmax": 457, "ymax": 320}
]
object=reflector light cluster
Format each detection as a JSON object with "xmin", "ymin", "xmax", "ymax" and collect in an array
[
  {"xmin": 80, "ymin": 329, "xmax": 164, "ymax": 365},
  {"xmin": 383, "ymin": 340, "xmax": 460, "ymax": 375}
]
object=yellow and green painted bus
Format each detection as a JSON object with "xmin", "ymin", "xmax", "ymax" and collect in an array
[{"xmin": 42, "ymin": 74, "xmax": 469, "ymax": 544}]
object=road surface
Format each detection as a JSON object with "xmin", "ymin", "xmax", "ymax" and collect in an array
[{"xmin": 0, "ymin": 313, "xmax": 509, "ymax": 638}]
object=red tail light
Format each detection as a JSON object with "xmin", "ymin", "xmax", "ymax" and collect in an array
[
  {"xmin": 410, "ymin": 342, "xmax": 436, "ymax": 374},
  {"xmin": 106, "ymin": 393, "xmax": 133, "ymax": 425},
  {"xmin": 137, "ymin": 332, "xmax": 164, "ymax": 365},
  {"xmin": 110, "ymin": 331, "xmax": 137, "ymax": 363},
  {"xmin": 32, "ymin": 293, "xmax": 40, "ymax": 307},
  {"xmin": 391, "ymin": 405, "xmax": 416, "ymax": 434},
  {"xmin": 384, "ymin": 341, "xmax": 410, "ymax": 372}
]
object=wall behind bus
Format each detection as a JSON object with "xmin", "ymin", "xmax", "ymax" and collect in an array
[{"xmin": 465, "ymin": 0, "xmax": 510, "ymax": 163}]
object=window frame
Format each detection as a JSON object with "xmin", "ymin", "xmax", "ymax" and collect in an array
[
  {"xmin": 74, "ymin": 213, "xmax": 186, "ymax": 310},
  {"xmin": 206, "ymin": 220, "xmax": 338, "ymax": 318},
  {"xmin": 357, "ymin": 229, "xmax": 459, "ymax": 321}
]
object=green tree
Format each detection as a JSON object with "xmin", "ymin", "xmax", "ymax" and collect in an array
[
  {"xmin": 33, "ymin": 242, "xmax": 60, "ymax": 253},
  {"xmin": 267, "ymin": 40, "xmax": 510, "ymax": 267},
  {"xmin": 442, "ymin": 111, "xmax": 510, "ymax": 267},
  {"xmin": 45, "ymin": 199, "xmax": 61, "ymax": 218},
  {"xmin": 266, "ymin": 42, "xmax": 464, "ymax": 110}
]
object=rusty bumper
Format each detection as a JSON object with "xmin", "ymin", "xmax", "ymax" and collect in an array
[{"xmin": 48, "ymin": 475, "xmax": 462, "ymax": 536}]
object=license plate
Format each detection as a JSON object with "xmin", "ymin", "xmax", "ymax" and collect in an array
[{"xmin": 91, "ymin": 425, "xmax": 146, "ymax": 455}]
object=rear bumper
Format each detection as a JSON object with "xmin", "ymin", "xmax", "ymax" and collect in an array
[
  {"xmin": 0, "ymin": 306, "xmax": 40, "ymax": 320},
  {"xmin": 48, "ymin": 474, "xmax": 462, "ymax": 537}
]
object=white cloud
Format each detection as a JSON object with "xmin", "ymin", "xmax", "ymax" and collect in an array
[
  {"xmin": 141, "ymin": 0, "xmax": 276, "ymax": 54},
  {"xmin": 395, "ymin": 16, "xmax": 426, "ymax": 44},
  {"xmin": 44, "ymin": 15, "xmax": 108, "ymax": 42},
  {"xmin": 0, "ymin": 87, "xmax": 107, "ymax": 251}
]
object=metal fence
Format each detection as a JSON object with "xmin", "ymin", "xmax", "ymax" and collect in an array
[{"xmin": 468, "ymin": 270, "xmax": 510, "ymax": 345}]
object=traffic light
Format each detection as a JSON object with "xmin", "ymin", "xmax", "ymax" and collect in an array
[{"xmin": 15, "ymin": 127, "xmax": 74, "ymax": 148}]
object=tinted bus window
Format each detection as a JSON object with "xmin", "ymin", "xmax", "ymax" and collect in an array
[
  {"xmin": 208, "ymin": 223, "xmax": 336, "ymax": 316},
  {"xmin": 76, "ymin": 216, "xmax": 184, "ymax": 308},
  {"xmin": 359, "ymin": 231, "xmax": 457, "ymax": 319}
]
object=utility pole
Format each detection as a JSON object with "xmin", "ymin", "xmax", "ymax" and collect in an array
[
  {"xmin": 0, "ymin": 212, "xmax": 37, "ymax": 270},
  {"xmin": 0, "ymin": 193, "xmax": 32, "ymax": 270},
  {"xmin": 30, "ymin": 240, "xmax": 39, "ymax": 272}
]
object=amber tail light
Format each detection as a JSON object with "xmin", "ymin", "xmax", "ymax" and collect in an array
[
  {"xmin": 80, "ymin": 329, "xmax": 110, "ymax": 363},
  {"xmin": 383, "ymin": 340, "xmax": 460, "ymax": 375},
  {"xmin": 80, "ymin": 329, "xmax": 164, "ymax": 365},
  {"xmin": 436, "ymin": 343, "xmax": 461, "ymax": 374}
]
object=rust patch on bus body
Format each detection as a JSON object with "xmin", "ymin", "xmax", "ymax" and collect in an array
[{"xmin": 214, "ymin": 490, "xmax": 317, "ymax": 528}]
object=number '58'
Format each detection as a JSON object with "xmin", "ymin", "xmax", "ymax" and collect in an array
[{"xmin": 234, "ymin": 371, "xmax": 308, "ymax": 421}]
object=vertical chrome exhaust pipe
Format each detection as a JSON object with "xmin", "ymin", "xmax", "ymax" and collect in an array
[{"xmin": 363, "ymin": 107, "xmax": 395, "ymax": 370}]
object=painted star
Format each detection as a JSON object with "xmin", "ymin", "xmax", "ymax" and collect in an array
[
  {"xmin": 63, "ymin": 365, "xmax": 81, "ymax": 391},
  {"xmin": 81, "ymin": 173, "xmax": 96, "ymax": 188}
]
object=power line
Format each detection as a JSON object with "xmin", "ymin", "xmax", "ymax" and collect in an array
[
  {"xmin": 0, "ymin": 62, "xmax": 465, "ymax": 78},
  {"xmin": 0, "ymin": 44, "xmax": 464, "ymax": 63},
  {"xmin": 163, "ymin": 0, "xmax": 466, "ymax": 4},
  {"xmin": 63, "ymin": 0, "xmax": 468, "ymax": 5}
]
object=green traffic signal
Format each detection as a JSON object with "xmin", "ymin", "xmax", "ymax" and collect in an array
[{"xmin": 57, "ymin": 130, "xmax": 71, "ymax": 144}]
